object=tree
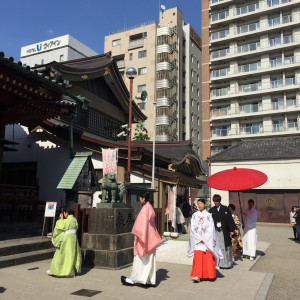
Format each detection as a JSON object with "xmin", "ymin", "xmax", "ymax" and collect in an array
[{"xmin": 133, "ymin": 123, "xmax": 150, "ymax": 141}]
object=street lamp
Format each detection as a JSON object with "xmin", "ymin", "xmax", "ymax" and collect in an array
[
  {"xmin": 151, "ymin": 102, "xmax": 156, "ymax": 189},
  {"xmin": 125, "ymin": 67, "xmax": 137, "ymax": 186}
]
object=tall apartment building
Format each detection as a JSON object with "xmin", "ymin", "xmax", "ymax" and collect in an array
[
  {"xmin": 20, "ymin": 34, "xmax": 98, "ymax": 67},
  {"xmin": 104, "ymin": 7, "xmax": 202, "ymax": 155},
  {"xmin": 202, "ymin": 0, "xmax": 300, "ymax": 159}
]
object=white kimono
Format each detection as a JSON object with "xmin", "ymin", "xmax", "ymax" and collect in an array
[
  {"xmin": 242, "ymin": 208, "xmax": 257, "ymax": 258},
  {"xmin": 188, "ymin": 210, "xmax": 223, "ymax": 267}
]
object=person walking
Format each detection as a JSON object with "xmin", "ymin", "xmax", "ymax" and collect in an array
[
  {"xmin": 48, "ymin": 209, "xmax": 81, "ymax": 277},
  {"xmin": 228, "ymin": 204, "xmax": 242, "ymax": 260},
  {"xmin": 182, "ymin": 199, "xmax": 192, "ymax": 234},
  {"xmin": 188, "ymin": 198, "xmax": 223, "ymax": 282},
  {"xmin": 293, "ymin": 206, "xmax": 300, "ymax": 242},
  {"xmin": 241, "ymin": 199, "xmax": 257, "ymax": 260},
  {"xmin": 290, "ymin": 206, "xmax": 298, "ymax": 240},
  {"xmin": 121, "ymin": 192, "xmax": 162, "ymax": 287},
  {"xmin": 209, "ymin": 194, "xmax": 236, "ymax": 269}
]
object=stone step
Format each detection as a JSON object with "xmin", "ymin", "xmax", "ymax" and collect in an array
[
  {"xmin": 0, "ymin": 248, "xmax": 54, "ymax": 269},
  {"xmin": 0, "ymin": 237, "xmax": 52, "ymax": 257}
]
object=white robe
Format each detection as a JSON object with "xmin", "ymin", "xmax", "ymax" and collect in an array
[
  {"xmin": 187, "ymin": 210, "xmax": 223, "ymax": 266},
  {"xmin": 242, "ymin": 208, "xmax": 257, "ymax": 258}
]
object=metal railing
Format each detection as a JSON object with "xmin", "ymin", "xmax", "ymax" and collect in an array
[{"xmin": 109, "ymin": 20, "xmax": 156, "ymax": 35}]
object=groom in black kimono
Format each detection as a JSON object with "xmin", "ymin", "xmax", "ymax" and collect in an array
[{"xmin": 209, "ymin": 194, "xmax": 236, "ymax": 269}]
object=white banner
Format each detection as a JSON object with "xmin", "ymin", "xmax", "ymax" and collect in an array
[
  {"xmin": 168, "ymin": 186, "xmax": 177, "ymax": 229},
  {"xmin": 102, "ymin": 148, "xmax": 118, "ymax": 175}
]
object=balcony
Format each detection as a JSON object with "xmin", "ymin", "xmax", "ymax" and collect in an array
[
  {"xmin": 157, "ymin": 27, "xmax": 172, "ymax": 36},
  {"xmin": 116, "ymin": 60, "xmax": 125, "ymax": 68},
  {"xmin": 211, "ymin": 56, "xmax": 300, "ymax": 81},
  {"xmin": 128, "ymin": 39, "xmax": 143, "ymax": 49},
  {"xmin": 156, "ymin": 97, "xmax": 170, "ymax": 107},
  {"xmin": 156, "ymin": 134, "xmax": 170, "ymax": 142},
  {"xmin": 157, "ymin": 45, "xmax": 171, "ymax": 54},
  {"xmin": 211, "ymin": 122, "xmax": 300, "ymax": 141},
  {"xmin": 157, "ymin": 62, "xmax": 172, "ymax": 71},
  {"xmin": 210, "ymin": 0, "xmax": 294, "ymax": 26},
  {"xmin": 210, "ymin": 80, "xmax": 300, "ymax": 101},
  {"xmin": 157, "ymin": 79, "xmax": 171, "ymax": 89},
  {"xmin": 156, "ymin": 116, "xmax": 170, "ymax": 125},
  {"xmin": 211, "ymin": 102, "xmax": 300, "ymax": 120}
]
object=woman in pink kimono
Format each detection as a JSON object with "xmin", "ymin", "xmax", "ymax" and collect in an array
[{"xmin": 121, "ymin": 192, "xmax": 162, "ymax": 287}]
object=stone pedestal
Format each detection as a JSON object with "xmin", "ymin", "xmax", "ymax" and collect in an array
[{"xmin": 81, "ymin": 206, "xmax": 134, "ymax": 269}]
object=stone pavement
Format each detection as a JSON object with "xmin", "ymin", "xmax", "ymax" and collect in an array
[
  {"xmin": 251, "ymin": 223, "xmax": 300, "ymax": 300},
  {"xmin": 0, "ymin": 237, "xmax": 272, "ymax": 300}
]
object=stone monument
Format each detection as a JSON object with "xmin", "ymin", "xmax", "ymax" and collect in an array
[{"xmin": 81, "ymin": 173, "xmax": 134, "ymax": 269}]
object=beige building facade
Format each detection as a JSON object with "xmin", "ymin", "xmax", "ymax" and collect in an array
[
  {"xmin": 202, "ymin": 0, "xmax": 300, "ymax": 160},
  {"xmin": 104, "ymin": 7, "xmax": 202, "ymax": 155}
]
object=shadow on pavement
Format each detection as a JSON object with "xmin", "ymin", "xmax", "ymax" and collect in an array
[
  {"xmin": 0, "ymin": 287, "xmax": 6, "ymax": 293},
  {"xmin": 80, "ymin": 266, "xmax": 93, "ymax": 276},
  {"xmin": 156, "ymin": 268, "xmax": 170, "ymax": 286},
  {"xmin": 256, "ymin": 250, "xmax": 265, "ymax": 257},
  {"xmin": 216, "ymin": 270, "xmax": 225, "ymax": 278}
]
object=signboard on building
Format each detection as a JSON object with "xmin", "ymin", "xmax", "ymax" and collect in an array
[
  {"xmin": 21, "ymin": 35, "xmax": 69, "ymax": 57},
  {"xmin": 190, "ymin": 26, "xmax": 202, "ymax": 50}
]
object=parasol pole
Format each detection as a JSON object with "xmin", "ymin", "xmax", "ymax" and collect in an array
[{"xmin": 238, "ymin": 191, "xmax": 244, "ymax": 227}]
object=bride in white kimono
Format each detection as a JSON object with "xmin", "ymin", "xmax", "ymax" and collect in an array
[{"xmin": 188, "ymin": 198, "xmax": 223, "ymax": 282}]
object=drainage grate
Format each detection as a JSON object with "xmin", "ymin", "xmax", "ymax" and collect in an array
[
  {"xmin": 27, "ymin": 267, "xmax": 39, "ymax": 271},
  {"xmin": 71, "ymin": 289, "xmax": 102, "ymax": 297}
]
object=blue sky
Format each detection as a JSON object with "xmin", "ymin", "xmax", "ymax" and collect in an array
[{"xmin": 0, "ymin": 0, "xmax": 202, "ymax": 60}]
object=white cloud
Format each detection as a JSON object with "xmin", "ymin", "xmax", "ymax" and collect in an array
[{"xmin": 47, "ymin": 29, "xmax": 54, "ymax": 35}]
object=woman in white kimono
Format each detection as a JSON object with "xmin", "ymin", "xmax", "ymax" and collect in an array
[{"xmin": 188, "ymin": 198, "xmax": 223, "ymax": 282}]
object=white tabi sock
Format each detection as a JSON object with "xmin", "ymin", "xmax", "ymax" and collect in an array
[{"xmin": 126, "ymin": 278, "xmax": 134, "ymax": 284}]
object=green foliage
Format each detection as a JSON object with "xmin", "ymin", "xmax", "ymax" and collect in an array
[{"xmin": 133, "ymin": 123, "xmax": 150, "ymax": 141}]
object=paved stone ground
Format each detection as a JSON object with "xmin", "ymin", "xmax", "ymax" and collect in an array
[
  {"xmin": 251, "ymin": 223, "xmax": 300, "ymax": 300},
  {"xmin": 0, "ymin": 231, "xmax": 272, "ymax": 300}
]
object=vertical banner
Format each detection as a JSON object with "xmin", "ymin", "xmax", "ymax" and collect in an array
[
  {"xmin": 190, "ymin": 188, "xmax": 199, "ymax": 206},
  {"xmin": 168, "ymin": 186, "xmax": 173, "ymax": 221},
  {"xmin": 102, "ymin": 148, "xmax": 118, "ymax": 175},
  {"xmin": 171, "ymin": 186, "xmax": 177, "ymax": 229}
]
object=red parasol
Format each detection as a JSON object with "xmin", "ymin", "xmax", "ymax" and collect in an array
[
  {"xmin": 207, "ymin": 167, "xmax": 267, "ymax": 191},
  {"xmin": 207, "ymin": 167, "xmax": 268, "ymax": 224}
]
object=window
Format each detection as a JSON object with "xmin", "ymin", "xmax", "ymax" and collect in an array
[
  {"xmin": 271, "ymin": 76, "xmax": 283, "ymax": 88},
  {"xmin": 269, "ymin": 36, "xmax": 281, "ymax": 47},
  {"xmin": 112, "ymin": 39, "xmax": 121, "ymax": 47},
  {"xmin": 59, "ymin": 55, "xmax": 64, "ymax": 62},
  {"xmin": 129, "ymin": 53, "xmax": 133, "ymax": 61},
  {"xmin": 211, "ymin": 48, "xmax": 229, "ymax": 59},
  {"xmin": 138, "ymin": 67, "xmax": 147, "ymax": 75},
  {"xmin": 287, "ymin": 97, "xmax": 296, "ymax": 107},
  {"xmin": 138, "ymin": 50, "xmax": 147, "ymax": 58},
  {"xmin": 211, "ymin": 10, "xmax": 229, "ymax": 22},
  {"xmin": 237, "ymin": 42, "xmax": 260, "ymax": 54},
  {"xmin": 211, "ymin": 29, "xmax": 229, "ymax": 40},
  {"xmin": 270, "ymin": 57, "xmax": 282, "ymax": 68},
  {"xmin": 288, "ymin": 119, "xmax": 297, "ymax": 128},
  {"xmin": 239, "ymin": 82, "xmax": 260, "ymax": 93},
  {"xmin": 211, "ymin": 67, "xmax": 229, "ymax": 78},
  {"xmin": 137, "ymin": 84, "xmax": 146, "ymax": 93},
  {"xmin": 237, "ymin": 22, "xmax": 259, "ymax": 34},
  {"xmin": 138, "ymin": 102, "xmax": 146, "ymax": 110},
  {"xmin": 241, "ymin": 123, "xmax": 261, "ymax": 134},
  {"xmin": 237, "ymin": 3, "xmax": 259, "ymax": 15},
  {"xmin": 282, "ymin": 14, "xmax": 292, "ymax": 24},
  {"xmin": 272, "ymin": 120, "xmax": 284, "ymax": 132},
  {"xmin": 268, "ymin": 16, "xmax": 280, "ymax": 27},
  {"xmin": 284, "ymin": 56, "xmax": 294, "ymax": 65},
  {"xmin": 272, "ymin": 98, "xmax": 284, "ymax": 109},
  {"xmin": 238, "ymin": 62, "xmax": 260, "ymax": 73},
  {"xmin": 285, "ymin": 76, "xmax": 295, "ymax": 85},
  {"xmin": 283, "ymin": 34, "xmax": 293, "ymax": 44}
]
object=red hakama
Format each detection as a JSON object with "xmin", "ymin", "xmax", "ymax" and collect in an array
[{"xmin": 190, "ymin": 250, "xmax": 216, "ymax": 279}]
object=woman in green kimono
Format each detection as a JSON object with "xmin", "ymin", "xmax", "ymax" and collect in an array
[
  {"xmin": 228, "ymin": 204, "xmax": 242, "ymax": 260},
  {"xmin": 48, "ymin": 209, "xmax": 81, "ymax": 277}
]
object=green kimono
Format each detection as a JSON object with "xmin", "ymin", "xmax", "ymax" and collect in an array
[{"xmin": 50, "ymin": 215, "xmax": 81, "ymax": 277}]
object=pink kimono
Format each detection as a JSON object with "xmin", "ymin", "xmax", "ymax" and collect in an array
[{"xmin": 132, "ymin": 202, "xmax": 162, "ymax": 257}]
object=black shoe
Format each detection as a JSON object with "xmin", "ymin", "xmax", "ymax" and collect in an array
[{"xmin": 121, "ymin": 276, "xmax": 134, "ymax": 286}]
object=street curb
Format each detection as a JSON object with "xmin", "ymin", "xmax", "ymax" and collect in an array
[{"xmin": 255, "ymin": 273, "xmax": 274, "ymax": 300}]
